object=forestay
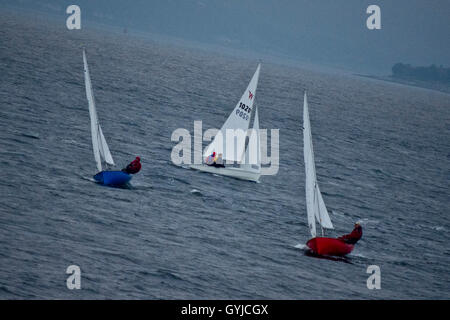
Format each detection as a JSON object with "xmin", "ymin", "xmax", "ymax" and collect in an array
[
  {"xmin": 83, "ymin": 49, "xmax": 115, "ymax": 172},
  {"xmin": 303, "ymin": 92, "xmax": 333, "ymax": 238},
  {"xmin": 204, "ymin": 64, "xmax": 261, "ymax": 163}
]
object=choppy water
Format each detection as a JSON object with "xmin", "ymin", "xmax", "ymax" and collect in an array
[{"xmin": 0, "ymin": 11, "xmax": 449, "ymax": 299}]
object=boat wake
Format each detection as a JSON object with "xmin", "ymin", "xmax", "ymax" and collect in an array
[
  {"xmin": 295, "ymin": 243, "xmax": 364, "ymax": 263},
  {"xmin": 294, "ymin": 243, "xmax": 308, "ymax": 250},
  {"xmin": 81, "ymin": 175, "xmax": 133, "ymax": 189},
  {"xmin": 348, "ymin": 251, "xmax": 367, "ymax": 259},
  {"xmin": 81, "ymin": 176, "xmax": 96, "ymax": 183}
]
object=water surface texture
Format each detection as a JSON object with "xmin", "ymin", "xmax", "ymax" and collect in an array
[{"xmin": 0, "ymin": 12, "xmax": 449, "ymax": 299}]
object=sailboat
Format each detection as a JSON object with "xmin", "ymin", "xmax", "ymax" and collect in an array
[
  {"xmin": 83, "ymin": 49, "xmax": 132, "ymax": 186},
  {"xmin": 190, "ymin": 64, "xmax": 262, "ymax": 182},
  {"xmin": 302, "ymin": 92, "xmax": 354, "ymax": 256}
]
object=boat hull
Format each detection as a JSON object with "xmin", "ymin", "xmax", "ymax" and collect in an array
[
  {"xmin": 93, "ymin": 170, "xmax": 132, "ymax": 186},
  {"xmin": 306, "ymin": 237, "xmax": 354, "ymax": 256},
  {"xmin": 189, "ymin": 164, "xmax": 260, "ymax": 182}
]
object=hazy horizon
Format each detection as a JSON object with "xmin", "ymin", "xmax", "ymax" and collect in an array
[{"xmin": 1, "ymin": 0, "xmax": 449, "ymax": 75}]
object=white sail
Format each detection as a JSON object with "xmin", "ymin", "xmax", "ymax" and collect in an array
[
  {"xmin": 250, "ymin": 105, "xmax": 261, "ymax": 169},
  {"xmin": 303, "ymin": 92, "xmax": 317, "ymax": 237},
  {"xmin": 240, "ymin": 105, "xmax": 261, "ymax": 170},
  {"xmin": 204, "ymin": 64, "xmax": 261, "ymax": 163},
  {"xmin": 83, "ymin": 49, "xmax": 115, "ymax": 172},
  {"xmin": 317, "ymin": 185, "xmax": 333, "ymax": 229},
  {"xmin": 98, "ymin": 125, "xmax": 115, "ymax": 166},
  {"xmin": 303, "ymin": 92, "xmax": 333, "ymax": 238}
]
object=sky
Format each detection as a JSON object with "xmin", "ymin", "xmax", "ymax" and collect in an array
[{"xmin": 1, "ymin": 0, "xmax": 449, "ymax": 74}]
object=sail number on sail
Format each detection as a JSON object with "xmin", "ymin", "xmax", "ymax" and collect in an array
[{"xmin": 236, "ymin": 102, "xmax": 252, "ymax": 120}]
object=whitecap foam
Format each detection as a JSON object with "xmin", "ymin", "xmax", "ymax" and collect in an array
[{"xmin": 190, "ymin": 189, "xmax": 202, "ymax": 195}]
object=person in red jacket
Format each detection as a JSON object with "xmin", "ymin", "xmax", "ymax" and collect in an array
[
  {"xmin": 205, "ymin": 152, "xmax": 216, "ymax": 165},
  {"xmin": 205, "ymin": 152, "xmax": 225, "ymax": 168},
  {"xmin": 337, "ymin": 223, "xmax": 362, "ymax": 245},
  {"xmin": 122, "ymin": 156, "xmax": 141, "ymax": 174}
]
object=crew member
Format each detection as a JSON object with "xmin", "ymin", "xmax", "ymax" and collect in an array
[
  {"xmin": 337, "ymin": 223, "xmax": 362, "ymax": 244},
  {"xmin": 213, "ymin": 153, "xmax": 225, "ymax": 168},
  {"xmin": 205, "ymin": 152, "xmax": 217, "ymax": 165},
  {"xmin": 122, "ymin": 156, "xmax": 141, "ymax": 174}
]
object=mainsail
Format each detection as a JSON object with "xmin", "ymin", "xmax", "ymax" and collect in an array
[
  {"xmin": 83, "ymin": 49, "xmax": 115, "ymax": 172},
  {"xmin": 204, "ymin": 64, "xmax": 261, "ymax": 163},
  {"xmin": 303, "ymin": 92, "xmax": 333, "ymax": 238}
]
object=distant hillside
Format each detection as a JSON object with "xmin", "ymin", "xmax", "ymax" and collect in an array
[
  {"xmin": 356, "ymin": 63, "xmax": 450, "ymax": 94},
  {"xmin": 392, "ymin": 63, "xmax": 450, "ymax": 84}
]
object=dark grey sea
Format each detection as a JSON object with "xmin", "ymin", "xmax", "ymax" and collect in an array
[{"xmin": 0, "ymin": 10, "xmax": 449, "ymax": 299}]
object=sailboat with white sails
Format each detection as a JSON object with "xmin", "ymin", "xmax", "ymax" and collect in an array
[
  {"xmin": 302, "ymin": 92, "xmax": 354, "ymax": 256},
  {"xmin": 190, "ymin": 64, "xmax": 262, "ymax": 182},
  {"xmin": 303, "ymin": 92, "xmax": 334, "ymax": 237},
  {"xmin": 83, "ymin": 49, "xmax": 132, "ymax": 186}
]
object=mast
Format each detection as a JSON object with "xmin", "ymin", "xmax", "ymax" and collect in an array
[{"xmin": 303, "ymin": 91, "xmax": 333, "ymax": 239}]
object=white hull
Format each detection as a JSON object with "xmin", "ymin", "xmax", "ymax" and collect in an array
[{"xmin": 190, "ymin": 164, "xmax": 261, "ymax": 182}]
